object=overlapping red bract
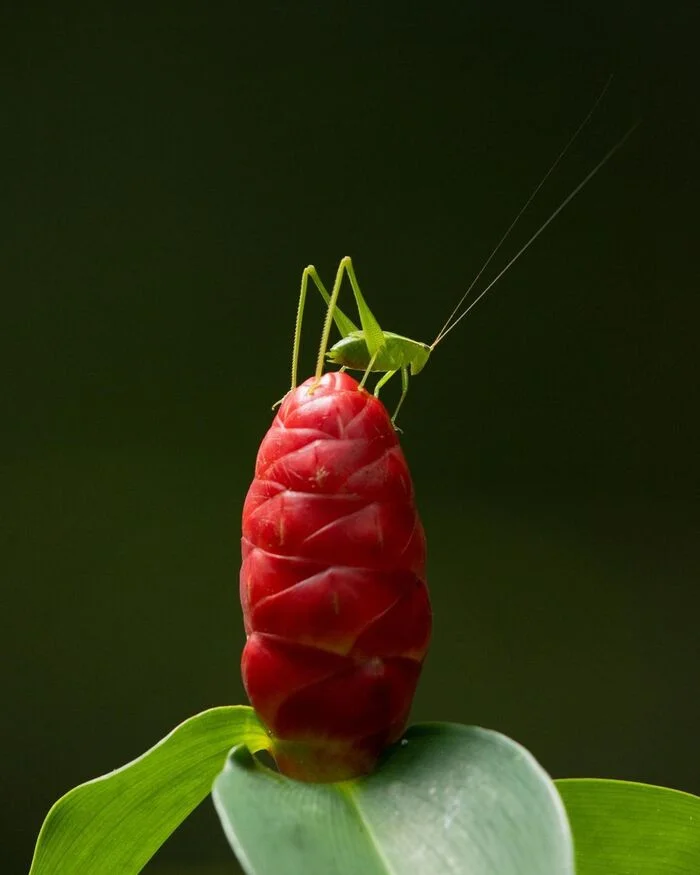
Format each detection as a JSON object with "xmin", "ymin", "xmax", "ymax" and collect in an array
[{"xmin": 240, "ymin": 371, "xmax": 431, "ymax": 781}]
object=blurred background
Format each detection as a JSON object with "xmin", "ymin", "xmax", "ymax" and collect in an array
[{"xmin": 2, "ymin": 2, "xmax": 698, "ymax": 872}]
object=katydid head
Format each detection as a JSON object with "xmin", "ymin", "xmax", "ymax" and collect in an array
[{"xmin": 409, "ymin": 343, "xmax": 431, "ymax": 375}]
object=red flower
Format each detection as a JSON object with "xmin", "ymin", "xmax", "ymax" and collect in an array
[{"xmin": 241, "ymin": 371, "xmax": 431, "ymax": 781}]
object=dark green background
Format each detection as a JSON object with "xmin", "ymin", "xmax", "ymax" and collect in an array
[{"xmin": 2, "ymin": 3, "xmax": 697, "ymax": 873}]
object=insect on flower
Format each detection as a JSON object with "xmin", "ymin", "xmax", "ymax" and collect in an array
[{"xmin": 239, "ymin": 84, "xmax": 637, "ymax": 782}]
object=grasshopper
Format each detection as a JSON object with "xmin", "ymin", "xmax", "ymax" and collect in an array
[{"xmin": 284, "ymin": 84, "xmax": 637, "ymax": 425}]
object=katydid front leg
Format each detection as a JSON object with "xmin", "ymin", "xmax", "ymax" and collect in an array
[{"xmin": 372, "ymin": 365, "xmax": 409, "ymax": 426}]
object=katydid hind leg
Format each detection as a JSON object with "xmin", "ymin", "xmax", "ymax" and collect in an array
[
  {"xmin": 293, "ymin": 265, "xmax": 359, "ymax": 394},
  {"xmin": 289, "ymin": 266, "xmax": 311, "ymax": 392},
  {"xmin": 342, "ymin": 257, "xmax": 386, "ymax": 357},
  {"xmin": 313, "ymin": 258, "xmax": 364, "ymax": 385},
  {"xmin": 306, "ymin": 266, "xmax": 359, "ymax": 338},
  {"xmin": 272, "ymin": 265, "xmax": 311, "ymax": 407},
  {"xmin": 358, "ymin": 349, "xmax": 380, "ymax": 391}
]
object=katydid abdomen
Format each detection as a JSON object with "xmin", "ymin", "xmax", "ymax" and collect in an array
[{"xmin": 240, "ymin": 370, "xmax": 431, "ymax": 782}]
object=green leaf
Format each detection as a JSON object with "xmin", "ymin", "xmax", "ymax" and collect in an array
[
  {"xmin": 213, "ymin": 722, "xmax": 574, "ymax": 875},
  {"xmin": 556, "ymin": 778, "xmax": 700, "ymax": 874},
  {"xmin": 31, "ymin": 705, "xmax": 268, "ymax": 875}
]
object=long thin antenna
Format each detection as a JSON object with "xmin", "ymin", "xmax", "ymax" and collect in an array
[
  {"xmin": 431, "ymin": 121, "xmax": 639, "ymax": 349},
  {"xmin": 432, "ymin": 76, "xmax": 614, "ymax": 348}
]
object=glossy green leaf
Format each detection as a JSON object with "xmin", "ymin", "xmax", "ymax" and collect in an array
[
  {"xmin": 213, "ymin": 722, "xmax": 574, "ymax": 875},
  {"xmin": 31, "ymin": 705, "xmax": 268, "ymax": 875},
  {"xmin": 556, "ymin": 778, "xmax": 700, "ymax": 874}
]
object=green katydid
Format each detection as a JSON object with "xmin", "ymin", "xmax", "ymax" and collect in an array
[{"xmin": 285, "ymin": 91, "xmax": 638, "ymax": 426}]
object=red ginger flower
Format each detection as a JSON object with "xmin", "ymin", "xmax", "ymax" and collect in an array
[{"xmin": 240, "ymin": 371, "xmax": 431, "ymax": 781}]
